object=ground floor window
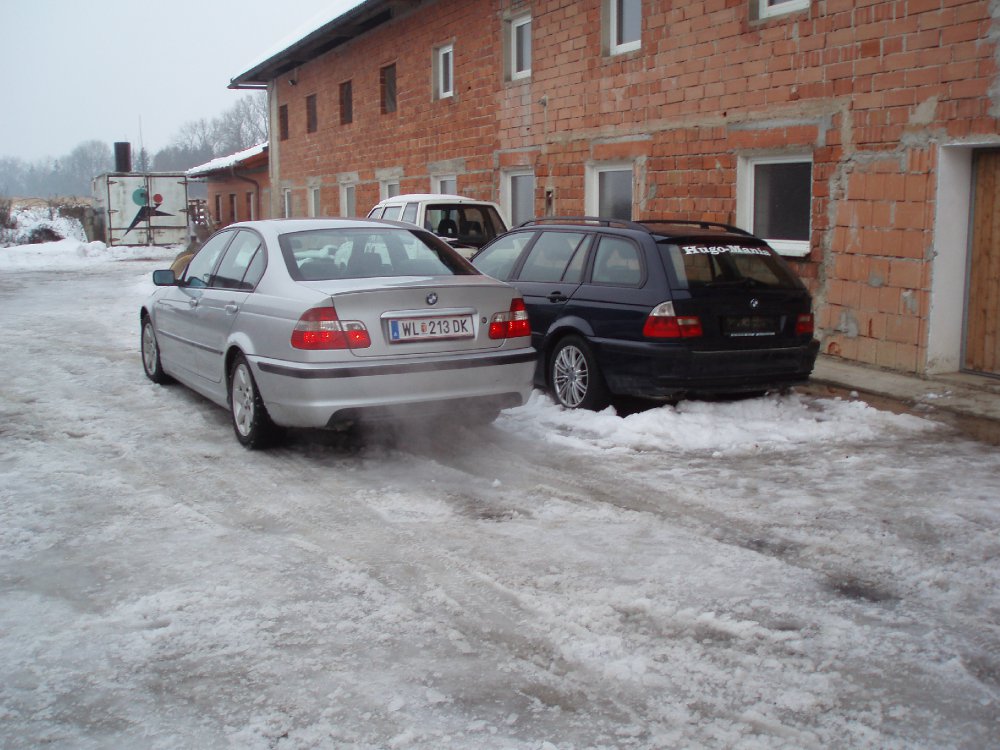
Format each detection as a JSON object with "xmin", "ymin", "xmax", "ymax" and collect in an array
[
  {"xmin": 502, "ymin": 170, "xmax": 535, "ymax": 226},
  {"xmin": 381, "ymin": 180, "xmax": 400, "ymax": 200},
  {"xmin": 758, "ymin": 0, "xmax": 810, "ymax": 20},
  {"xmin": 586, "ymin": 162, "xmax": 633, "ymax": 220},
  {"xmin": 435, "ymin": 175, "xmax": 457, "ymax": 195},
  {"xmin": 283, "ymin": 189, "xmax": 293, "ymax": 218},
  {"xmin": 737, "ymin": 154, "xmax": 812, "ymax": 257},
  {"xmin": 340, "ymin": 184, "xmax": 356, "ymax": 217}
]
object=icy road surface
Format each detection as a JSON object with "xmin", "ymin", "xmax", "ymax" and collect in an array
[{"xmin": 1, "ymin": 241, "xmax": 998, "ymax": 749}]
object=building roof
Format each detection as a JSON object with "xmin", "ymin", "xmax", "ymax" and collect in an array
[
  {"xmin": 229, "ymin": 1, "xmax": 420, "ymax": 89},
  {"xmin": 186, "ymin": 142, "xmax": 269, "ymax": 178}
]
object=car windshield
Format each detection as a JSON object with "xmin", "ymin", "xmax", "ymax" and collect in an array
[
  {"xmin": 279, "ymin": 228, "xmax": 477, "ymax": 281},
  {"xmin": 661, "ymin": 240, "xmax": 802, "ymax": 290}
]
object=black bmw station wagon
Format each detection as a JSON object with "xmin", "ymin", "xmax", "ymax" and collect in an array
[{"xmin": 472, "ymin": 218, "xmax": 820, "ymax": 409}]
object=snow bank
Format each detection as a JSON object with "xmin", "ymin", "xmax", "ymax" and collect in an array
[
  {"xmin": 0, "ymin": 238, "xmax": 176, "ymax": 270},
  {"xmin": 508, "ymin": 389, "xmax": 934, "ymax": 456},
  {"xmin": 1, "ymin": 205, "xmax": 87, "ymax": 247}
]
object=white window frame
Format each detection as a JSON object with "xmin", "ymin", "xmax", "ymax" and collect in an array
[
  {"xmin": 585, "ymin": 161, "xmax": 634, "ymax": 220},
  {"xmin": 736, "ymin": 153, "xmax": 813, "ymax": 257},
  {"xmin": 759, "ymin": 0, "xmax": 809, "ymax": 19},
  {"xmin": 339, "ymin": 183, "xmax": 356, "ymax": 217},
  {"xmin": 309, "ymin": 186, "xmax": 321, "ymax": 217},
  {"xmin": 501, "ymin": 169, "xmax": 535, "ymax": 227},
  {"xmin": 609, "ymin": 0, "xmax": 641, "ymax": 56},
  {"xmin": 510, "ymin": 15, "xmax": 532, "ymax": 80},
  {"xmin": 381, "ymin": 180, "xmax": 401, "ymax": 200},
  {"xmin": 435, "ymin": 43, "xmax": 454, "ymax": 99},
  {"xmin": 282, "ymin": 189, "xmax": 292, "ymax": 219},
  {"xmin": 434, "ymin": 175, "xmax": 458, "ymax": 195}
]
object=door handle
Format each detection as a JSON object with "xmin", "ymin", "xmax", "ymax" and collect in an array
[
  {"xmin": 548, "ymin": 292, "xmax": 568, "ymax": 303},
  {"xmin": 188, "ymin": 298, "xmax": 199, "ymax": 308},
  {"xmin": 225, "ymin": 303, "xmax": 239, "ymax": 315}
]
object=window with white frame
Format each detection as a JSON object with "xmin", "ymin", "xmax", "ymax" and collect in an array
[
  {"xmin": 737, "ymin": 154, "xmax": 813, "ymax": 256},
  {"xmin": 340, "ymin": 183, "xmax": 356, "ymax": 217},
  {"xmin": 309, "ymin": 186, "xmax": 321, "ymax": 217},
  {"xmin": 502, "ymin": 170, "xmax": 535, "ymax": 226},
  {"xmin": 608, "ymin": 0, "xmax": 641, "ymax": 55},
  {"xmin": 282, "ymin": 189, "xmax": 292, "ymax": 218},
  {"xmin": 381, "ymin": 180, "xmax": 401, "ymax": 200},
  {"xmin": 586, "ymin": 162, "xmax": 633, "ymax": 220},
  {"xmin": 435, "ymin": 175, "xmax": 457, "ymax": 194},
  {"xmin": 510, "ymin": 15, "xmax": 531, "ymax": 80},
  {"xmin": 435, "ymin": 44, "xmax": 454, "ymax": 99},
  {"xmin": 758, "ymin": 0, "xmax": 809, "ymax": 19}
]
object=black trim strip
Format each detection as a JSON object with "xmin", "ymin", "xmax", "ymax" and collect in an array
[{"xmin": 258, "ymin": 349, "xmax": 537, "ymax": 380}]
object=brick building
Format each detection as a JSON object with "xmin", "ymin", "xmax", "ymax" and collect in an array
[
  {"xmin": 187, "ymin": 142, "xmax": 271, "ymax": 228},
  {"xmin": 230, "ymin": 0, "xmax": 1000, "ymax": 380}
]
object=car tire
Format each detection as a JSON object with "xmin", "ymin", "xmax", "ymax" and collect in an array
[
  {"xmin": 228, "ymin": 354, "xmax": 280, "ymax": 449},
  {"xmin": 549, "ymin": 336, "xmax": 609, "ymax": 410},
  {"xmin": 141, "ymin": 316, "xmax": 172, "ymax": 384}
]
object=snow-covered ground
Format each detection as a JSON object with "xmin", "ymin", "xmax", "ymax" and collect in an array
[{"xmin": 1, "ymin": 239, "xmax": 998, "ymax": 750}]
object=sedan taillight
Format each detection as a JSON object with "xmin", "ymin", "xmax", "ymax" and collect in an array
[
  {"xmin": 643, "ymin": 301, "xmax": 703, "ymax": 339},
  {"xmin": 489, "ymin": 298, "xmax": 531, "ymax": 340},
  {"xmin": 291, "ymin": 305, "xmax": 371, "ymax": 350}
]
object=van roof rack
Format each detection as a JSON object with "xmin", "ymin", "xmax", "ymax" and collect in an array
[{"xmin": 516, "ymin": 216, "xmax": 754, "ymax": 237}]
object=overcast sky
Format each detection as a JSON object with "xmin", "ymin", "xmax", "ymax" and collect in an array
[{"xmin": 0, "ymin": 1, "xmax": 362, "ymax": 162}]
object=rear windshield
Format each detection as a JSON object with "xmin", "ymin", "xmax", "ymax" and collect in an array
[
  {"xmin": 661, "ymin": 241, "xmax": 803, "ymax": 290},
  {"xmin": 423, "ymin": 204, "xmax": 506, "ymax": 246},
  {"xmin": 279, "ymin": 228, "xmax": 477, "ymax": 281}
]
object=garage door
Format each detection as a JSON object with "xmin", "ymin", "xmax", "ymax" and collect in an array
[{"xmin": 965, "ymin": 149, "xmax": 1000, "ymax": 377}]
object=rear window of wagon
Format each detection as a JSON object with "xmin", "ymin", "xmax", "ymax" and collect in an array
[{"xmin": 661, "ymin": 241, "xmax": 803, "ymax": 290}]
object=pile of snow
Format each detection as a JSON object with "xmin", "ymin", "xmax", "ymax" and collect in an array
[
  {"xmin": 1, "ymin": 205, "xmax": 87, "ymax": 247},
  {"xmin": 0, "ymin": 238, "xmax": 176, "ymax": 269}
]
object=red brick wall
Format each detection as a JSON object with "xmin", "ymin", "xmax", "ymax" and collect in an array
[
  {"xmin": 270, "ymin": 0, "xmax": 1000, "ymax": 375},
  {"xmin": 205, "ymin": 167, "xmax": 271, "ymax": 226}
]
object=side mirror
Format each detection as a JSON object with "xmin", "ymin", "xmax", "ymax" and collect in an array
[{"xmin": 152, "ymin": 269, "xmax": 177, "ymax": 286}]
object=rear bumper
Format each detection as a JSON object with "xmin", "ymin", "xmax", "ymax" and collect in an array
[
  {"xmin": 594, "ymin": 338, "xmax": 820, "ymax": 399},
  {"xmin": 250, "ymin": 347, "xmax": 536, "ymax": 428}
]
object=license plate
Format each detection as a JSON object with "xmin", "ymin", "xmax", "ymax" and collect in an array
[
  {"xmin": 724, "ymin": 315, "xmax": 777, "ymax": 337},
  {"xmin": 388, "ymin": 315, "xmax": 474, "ymax": 342}
]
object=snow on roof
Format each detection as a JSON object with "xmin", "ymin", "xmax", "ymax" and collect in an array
[
  {"xmin": 186, "ymin": 142, "xmax": 268, "ymax": 178},
  {"xmin": 231, "ymin": 0, "xmax": 367, "ymax": 85}
]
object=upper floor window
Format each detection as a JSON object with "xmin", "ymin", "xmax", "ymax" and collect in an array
[
  {"xmin": 340, "ymin": 80, "xmax": 353, "ymax": 124},
  {"xmin": 278, "ymin": 104, "xmax": 289, "ymax": 141},
  {"xmin": 609, "ymin": 0, "xmax": 641, "ymax": 55},
  {"xmin": 736, "ymin": 154, "xmax": 813, "ymax": 257},
  {"xmin": 381, "ymin": 64, "xmax": 397, "ymax": 114},
  {"xmin": 435, "ymin": 44, "xmax": 454, "ymax": 99},
  {"xmin": 758, "ymin": 0, "xmax": 809, "ymax": 19},
  {"xmin": 510, "ymin": 16, "xmax": 531, "ymax": 80},
  {"xmin": 306, "ymin": 94, "xmax": 318, "ymax": 133}
]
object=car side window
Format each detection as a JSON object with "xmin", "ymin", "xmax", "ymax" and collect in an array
[
  {"xmin": 211, "ymin": 230, "xmax": 264, "ymax": 290},
  {"xmin": 591, "ymin": 236, "xmax": 642, "ymax": 286},
  {"xmin": 382, "ymin": 205, "xmax": 402, "ymax": 221},
  {"xmin": 473, "ymin": 232, "xmax": 535, "ymax": 280},
  {"xmin": 182, "ymin": 231, "xmax": 232, "ymax": 288},
  {"xmin": 517, "ymin": 231, "xmax": 587, "ymax": 283},
  {"xmin": 401, "ymin": 203, "xmax": 418, "ymax": 224}
]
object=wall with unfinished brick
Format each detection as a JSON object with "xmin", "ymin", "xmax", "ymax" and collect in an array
[
  {"xmin": 267, "ymin": 0, "xmax": 1000, "ymax": 376},
  {"xmin": 204, "ymin": 166, "xmax": 271, "ymax": 227}
]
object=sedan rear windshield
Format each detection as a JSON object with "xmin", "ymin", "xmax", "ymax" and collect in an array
[
  {"xmin": 280, "ymin": 228, "xmax": 477, "ymax": 281},
  {"xmin": 660, "ymin": 241, "xmax": 803, "ymax": 290}
]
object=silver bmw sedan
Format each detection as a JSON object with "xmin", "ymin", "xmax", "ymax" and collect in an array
[{"xmin": 140, "ymin": 219, "xmax": 535, "ymax": 448}]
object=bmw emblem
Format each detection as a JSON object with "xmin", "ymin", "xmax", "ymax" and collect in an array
[
  {"xmin": 426, "ymin": 292, "xmax": 438, "ymax": 306},
  {"xmin": 750, "ymin": 298, "xmax": 760, "ymax": 309}
]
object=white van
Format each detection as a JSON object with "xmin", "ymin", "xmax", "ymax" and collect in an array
[{"xmin": 367, "ymin": 193, "xmax": 509, "ymax": 258}]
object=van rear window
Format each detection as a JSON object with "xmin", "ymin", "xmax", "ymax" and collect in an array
[{"xmin": 661, "ymin": 241, "xmax": 802, "ymax": 290}]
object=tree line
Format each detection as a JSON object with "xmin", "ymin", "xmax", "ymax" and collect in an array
[{"xmin": 0, "ymin": 94, "xmax": 268, "ymax": 198}]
